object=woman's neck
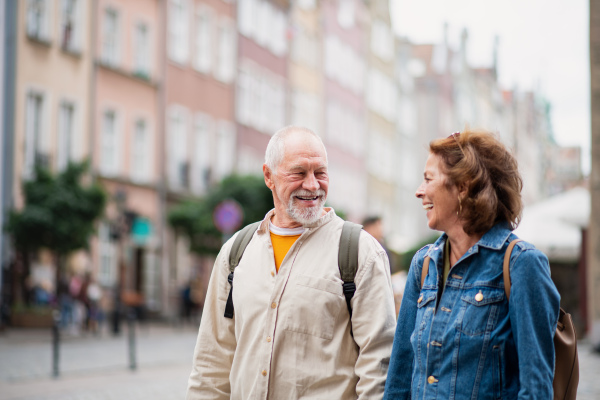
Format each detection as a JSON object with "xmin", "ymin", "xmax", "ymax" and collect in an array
[{"xmin": 446, "ymin": 227, "xmax": 482, "ymax": 266}]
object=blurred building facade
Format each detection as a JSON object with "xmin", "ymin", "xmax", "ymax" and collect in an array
[{"xmin": 1, "ymin": 0, "xmax": 584, "ymax": 320}]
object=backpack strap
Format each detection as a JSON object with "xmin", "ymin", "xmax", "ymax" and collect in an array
[
  {"xmin": 224, "ymin": 221, "xmax": 261, "ymax": 319},
  {"xmin": 421, "ymin": 256, "xmax": 430, "ymax": 288},
  {"xmin": 338, "ymin": 221, "xmax": 362, "ymax": 317},
  {"xmin": 502, "ymin": 239, "xmax": 523, "ymax": 299}
]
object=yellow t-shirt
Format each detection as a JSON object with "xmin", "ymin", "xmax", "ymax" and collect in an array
[{"xmin": 269, "ymin": 223, "xmax": 304, "ymax": 272}]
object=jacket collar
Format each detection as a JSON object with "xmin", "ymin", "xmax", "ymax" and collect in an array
[{"xmin": 424, "ymin": 222, "xmax": 513, "ymax": 260}]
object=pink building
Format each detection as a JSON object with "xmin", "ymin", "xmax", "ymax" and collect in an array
[
  {"xmin": 164, "ymin": 0, "xmax": 237, "ymax": 316},
  {"xmin": 92, "ymin": 0, "xmax": 163, "ymax": 317},
  {"xmin": 235, "ymin": 0, "xmax": 290, "ymax": 174}
]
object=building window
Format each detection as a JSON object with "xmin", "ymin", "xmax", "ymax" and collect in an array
[
  {"xmin": 98, "ymin": 222, "xmax": 117, "ymax": 286},
  {"xmin": 291, "ymin": 30, "xmax": 318, "ymax": 68},
  {"xmin": 237, "ymin": 0, "xmax": 286, "ymax": 57},
  {"xmin": 57, "ymin": 101, "xmax": 75, "ymax": 171},
  {"xmin": 236, "ymin": 62, "xmax": 286, "ymax": 134},
  {"xmin": 237, "ymin": 0, "xmax": 255, "ymax": 38},
  {"xmin": 24, "ymin": 90, "xmax": 50, "ymax": 179},
  {"xmin": 367, "ymin": 69, "xmax": 397, "ymax": 122},
  {"xmin": 131, "ymin": 119, "xmax": 152, "ymax": 183},
  {"xmin": 133, "ymin": 22, "xmax": 151, "ymax": 79},
  {"xmin": 269, "ymin": 10, "xmax": 287, "ymax": 57},
  {"xmin": 168, "ymin": 106, "xmax": 189, "ymax": 190},
  {"xmin": 193, "ymin": 5, "xmax": 212, "ymax": 74},
  {"xmin": 215, "ymin": 121, "xmax": 236, "ymax": 180},
  {"xmin": 100, "ymin": 110, "xmax": 120, "ymax": 176},
  {"xmin": 367, "ymin": 131, "xmax": 394, "ymax": 182},
  {"xmin": 324, "ymin": 34, "xmax": 365, "ymax": 94},
  {"xmin": 371, "ymin": 20, "xmax": 393, "ymax": 62},
  {"xmin": 192, "ymin": 113, "xmax": 213, "ymax": 195},
  {"xmin": 215, "ymin": 17, "xmax": 236, "ymax": 83},
  {"xmin": 27, "ymin": 0, "xmax": 52, "ymax": 42},
  {"xmin": 337, "ymin": 0, "xmax": 355, "ymax": 29},
  {"xmin": 168, "ymin": 0, "xmax": 190, "ymax": 64},
  {"xmin": 291, "ymin": 90, "xmax": 320, "ymax": 133},
  {"xmin": 102, "ymin": 8, "xmax": 120, "ymax": 67},
  {"xmin": 60, "ymin": 0, "xmax": 81, "ymax": 52},
  {"xmin": 236, "ymin": 66, "xmax": 252, "ymax": 126}
]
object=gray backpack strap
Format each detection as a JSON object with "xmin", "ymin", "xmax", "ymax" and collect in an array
[
  {"xmin": 338, "ymin": 221, "xmax": 362, "ymax": 317},
  {"xmin": 224, "ymin": 221, "xmax": 261, "ymax": 319}
]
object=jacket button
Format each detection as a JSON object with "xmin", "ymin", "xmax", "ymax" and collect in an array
[
  {"xmin": 271, "ymin": 302, "xmax": 277, "ymax": 309},
  {"xmin": 271, "ymin": 271, "xmax": 275, "ymax": 277},
  {"xmin": 427, "ymin": 375, "xmax": 438, "ymax": 384},
  {"xmin": 417, "ymin": 295, "xmax": 423, "ymax": 304},
  {"xmin": 262, "ymin": 370, "xmax": 267, "ymax": 376},
  {"xmin": 475, "ymin": 292, "xmax": 484, "ymax": 302}
]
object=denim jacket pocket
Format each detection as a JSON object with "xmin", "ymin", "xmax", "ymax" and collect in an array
[
  {"xmin": 458, "ymin": 287, "xmax": 505, "ymax": 336},
  {"xmin": 413, "ymin": 290, "xmax": 436, "ymax": 334}
]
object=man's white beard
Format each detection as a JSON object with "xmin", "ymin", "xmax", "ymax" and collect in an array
[{"xmin": 286, "ymin": 189, "xmax": 327, "ymax": 225}]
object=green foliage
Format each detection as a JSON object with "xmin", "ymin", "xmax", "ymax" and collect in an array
[
  {"xmin": 4, "ymin": 161, "xmax": 107, "ymax": 255},
  {"xmin": 396, "ymin": 233, "xmax": 441, "ymax": 271},
  {"xmin": 168, "ymin": 174, "xmax": 273, "ymax": 254}
]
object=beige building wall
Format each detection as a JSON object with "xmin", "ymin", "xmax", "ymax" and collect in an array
[
  {"xmin": 14, "ymin": 0, "xmax": 94, "ymax": 208},
  {"xmin": 365, "ymin": 0, "xmax": 397, "ymax": 235}
]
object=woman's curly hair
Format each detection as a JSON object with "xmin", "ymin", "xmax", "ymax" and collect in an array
[{"xmin": 430, "ymin": 129, "xmax": 523, "ymax": 235}]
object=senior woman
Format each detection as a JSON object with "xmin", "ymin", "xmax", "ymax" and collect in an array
[{"xmin": 384, "ymin": 130, "xmax": 560, "ymax": 399}]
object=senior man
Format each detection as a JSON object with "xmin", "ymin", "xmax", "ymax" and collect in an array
[{"xmin": 186, "ymin": 126, "xmax": 396, "ymax": 399}]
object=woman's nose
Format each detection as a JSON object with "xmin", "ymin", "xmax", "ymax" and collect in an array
[{"xmin": 415, "ymin": 183, "xmax": 424, "ymax": 198}]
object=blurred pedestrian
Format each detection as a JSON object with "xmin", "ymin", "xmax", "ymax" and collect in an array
[
  {"xmin": 362, "ymin": 215, "xmax": 395, "ymax": 272},
  {"xmin": 186, "ymin": 126, "xmax": 396, "ymax": 399},
  {"xmin": 86, "ymin": 276, "xmax": 102, "ymax": 334},
  {"xmin": 384, "ymin": 130, "xmax": 561, "ymax": 399}
]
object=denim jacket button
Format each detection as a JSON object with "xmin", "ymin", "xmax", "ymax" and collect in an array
[
  {"xmin": 475, "ymin": 292, "xmax": 484, "ymax": 302},
  {"xmin": 417, "ymin": 295, "xmax": 423, "ymax": 304},
  {"xmin": 427, "ymin": 375, "xmax": 438, "ymax": 384}
]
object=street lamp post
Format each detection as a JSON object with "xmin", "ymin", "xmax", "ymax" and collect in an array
[{"xmin": 110, "ymin": 190, "xmax": 127, "ymax": 335}]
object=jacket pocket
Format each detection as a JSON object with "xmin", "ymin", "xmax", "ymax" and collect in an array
[
  {"xmin": 458, "ymin": 287, "xmax": 505, "ymax": 336},
  {"xmin": 282, "ymin": 274, "xmax": 344, "ymax": 340}
]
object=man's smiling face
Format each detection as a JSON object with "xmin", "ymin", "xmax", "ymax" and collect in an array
[{"xmin": 264, "ymin": 132, "xmax": 329, "ymax": 228}]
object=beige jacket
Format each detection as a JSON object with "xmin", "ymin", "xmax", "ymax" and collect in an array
[{"xmin": 186, "ymin": 209, "xmax": 397, "ymax": 400}]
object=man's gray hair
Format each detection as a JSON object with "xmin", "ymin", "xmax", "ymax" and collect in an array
[{"xmin": 264, "ymin": 126, "xmax": 327, "ymax": 173}]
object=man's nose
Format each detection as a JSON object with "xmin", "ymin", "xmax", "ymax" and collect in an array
[{"xmin": 303, "ymin": 173, "xmax": 319, "ymax": 191}]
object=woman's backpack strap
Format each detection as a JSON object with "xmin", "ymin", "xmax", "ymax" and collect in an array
[{"xmin": 421, "ymin": 257, "xmax": 430, "ymax": 288}]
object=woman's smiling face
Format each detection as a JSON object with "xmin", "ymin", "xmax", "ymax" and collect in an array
[{"xmin": 415, "ymin": 153, "xmax": 460, "ymax": 233}]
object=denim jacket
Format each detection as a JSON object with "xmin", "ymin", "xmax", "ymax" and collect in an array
[{"xmin": 384, "ymin": 223, "xmax": 560, "ymax": 399}]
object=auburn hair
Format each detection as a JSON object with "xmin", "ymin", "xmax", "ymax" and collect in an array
[{"xmin": 429, "ymin": 129, "xmax": 523, "ymax": 235}]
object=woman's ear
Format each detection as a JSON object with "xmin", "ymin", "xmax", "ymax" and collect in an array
[{"xmin": 457, "ymin": 181, "xmax": 469, "ymax": 198}]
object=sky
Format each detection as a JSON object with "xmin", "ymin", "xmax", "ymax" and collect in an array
[{"xmin": 390, "ymin": 0, "xmax": 591, "ymax": 174}]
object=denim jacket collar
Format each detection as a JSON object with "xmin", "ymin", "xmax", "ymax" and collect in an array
[{"xmin": 424, "ymin": 222, "xmax": 514, "ymax": 263}]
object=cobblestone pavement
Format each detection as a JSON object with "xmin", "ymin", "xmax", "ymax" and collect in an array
[{"xmin": 1, "ymin": 323, "xmax": 599, "ymax": 399}]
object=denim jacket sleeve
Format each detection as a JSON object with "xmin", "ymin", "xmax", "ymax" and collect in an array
[
  {"xmin": 383, "ymin": 245, "xmax": 431, "ymax": 400},
  {"xmin": 508, "ymin": 243, "xmax": 561, "ymax": 399}
]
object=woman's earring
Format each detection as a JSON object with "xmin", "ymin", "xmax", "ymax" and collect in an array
[{"xmin": 457, "ymin": 196, "xmax": 462, "ymax": 217}]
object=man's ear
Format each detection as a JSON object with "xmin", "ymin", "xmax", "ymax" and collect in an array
[{"xmin": 263, "ymin": 164, "xmax": 275, "ymax": 190}]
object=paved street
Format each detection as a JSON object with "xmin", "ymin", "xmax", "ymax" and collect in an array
[
  {"xmin": 1, "ymin": 322, "xmax": 600, "ymax": 399},
  {"xmin": 0, "ymin": 322, "xmax": 199, "ymax": 400}
]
